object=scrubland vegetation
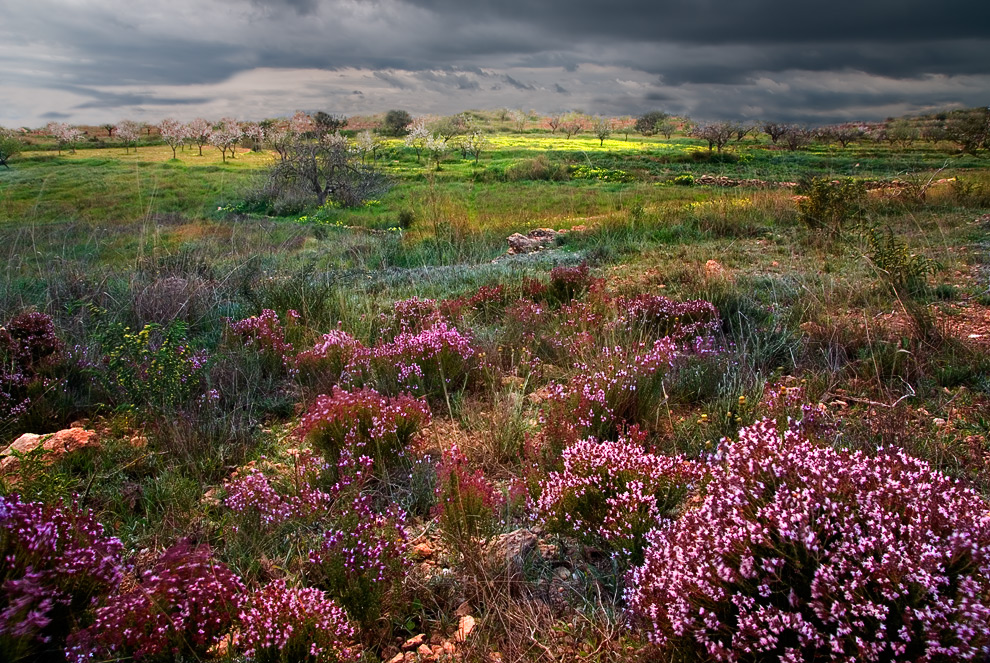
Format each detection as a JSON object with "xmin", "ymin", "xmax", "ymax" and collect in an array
[{"xmin": 1, "ymin": 107, "xmax": 989, "ymax": 662}]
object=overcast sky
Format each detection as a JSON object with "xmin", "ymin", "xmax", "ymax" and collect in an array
[{"xmin": 3, "ymin": 0, "xmax": 989, "ymax": 127}]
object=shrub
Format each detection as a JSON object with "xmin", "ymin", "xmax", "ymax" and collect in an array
[
  {"xmin": 797, "ymin": 177, "xmax": 864, "ymax": 237},
  {"xmin": 70, "ymin": 542, "xmax": 243, "ymax": 662},
  {"xmin": 0, "ymin": 496, "xmax": 123, "ymax": 659},
  {"xmin": 294, "ymin": 329, "xmax": 364, "ymax": 399},
  {"xmin": 865, "ymin": 224, "xmax": 941, "ymax": 294},
  {"xmin": 308, "ymin": 493, "xmax": 409, "ymax": 631},
  {"xmin": 672, "ymin": 173, "xmax": 695, "ymax": 186},
  {"xmin": 544, "ymin": 263, "xmax": 597, "ymax": 306},
  {"xmin": 539, "ymin": 337, "xmax": 677, "ymax": 442},
  {"xmin": 238, "ymin": 579, "xmax": 356, "ymax": 663},
  {"xmin": 89, "ymin": 321, "xmax": 209, "ymax": 417},
  {"xmin": 357, "ymin": 321, "xmax": 484, "ymax": 403},
  {"xmin": 434, "ymin": 444, "xmax": 504, "ymax": 550},
  {"xmin": 505, "ymin": 155, "xmax": 569, "ymax": 181},
  {"xmin": 537, "ymin": 429, "xmax": 704, "ymax": 564},
  {"xmin": 296, "ymin": 387, "xmax": 430, "ymax": 478},
  {"xmin": 626, "ymin": 418, "xmax": 990, "ymax": 662}
]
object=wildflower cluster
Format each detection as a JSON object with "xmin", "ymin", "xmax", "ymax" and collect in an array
[
  {"xmin": 626, "ymin": 418, "xmax": 990, "ymax": 661},
  {"xmin": 309, "ymin": 493, "xmax": 409, "ymax": 630},
  {"xmin": 540, "ymin": 337, "xmax": 677, "ymax": 441},
  {"xmin": 389, "ymin": 296, "xmax": 442, "ymax": 332},
  {"xmin": 227, "ymin": 309, "xmax": 298, "ymax": 371},
  {"xmin": 224, "ymin": 450, "xmax": 334, "ymax": 531},
  {"xmin": 357, "ymin": 321, "xmax": 483, "ymax": 402},
  {"xmin": 0, "ymin": 496, "xmax": 123, "ymax": 652},
  {"xmin": 438, "ymin": 285, "xmax": 507, "ymax": 324},
  {"xmin": 0, "ymin": 312, "xmax": 66, "ymax": 429},
  {"xmin": 538, "ymin": 429, "xmax": 704, "ymax": 563},
  {"xmin": 434, "ymin": 444, "xmax": 504, "ymax": 547},
  {"xmin": 91, "ymin": 321, "xmax": 208, "ymax": 416},
  {"xmin": 72, "ymin": 541, "xmax": 244, "ymax": 661},
  {"xmin": 619, "ymin": 293, "xmax": 720, "ymax": 340},
  {"xmin": 239, "ymin": 579, "xmax": 356, "ymax": 663},
  {"xmin": 296, "ymin": 386, "xmax": 430, "ymax": 477}
]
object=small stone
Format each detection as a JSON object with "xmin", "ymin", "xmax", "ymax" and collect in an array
[
  {"xmin": 933, "ymin": 418, "xmax": 947, "ymax": 427},
  {"xmin": 388, "ymin": 654, "xmax": 405, "ymax": 663},
  {"xmin": 402, "ymin": 634, "xmax": 426, "ymax": 651},
  {"xmin": 554, "ymin": 566, "xmax": 571, "ymax": 580},
  {"xmin": 417, "ymin": 643, "xmax": 433, "ymax": 659},
  {"xmin": 456, "ymin": 614, "xmax": 476, "ymax": 642}
]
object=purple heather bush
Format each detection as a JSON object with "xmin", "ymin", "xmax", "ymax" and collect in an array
[
  {"xmin": 353, "ymin": 320, "xmax": 485, "ymax": 403},
  {"xmin": 434, "ymin": 444, "xmax": 504, "ymax": 548},
  {"xmin": 227, "ymin": 309, "xmax": 298, "ymax": 372},
  {"xmin": 537, "ymin": 428, "xmax": 705, "ymax": 564},
  {"xmin": 70, "ymin": 541, "xmax": 244, "ymax": 662},
  {"xmin": 308, "ymin": 492, "xmax": 409, "ymax": 630},
  {"xmin": 0, "ymin": 496, "xmax": 123, "ymax": 656},
  {"xmin": 626, "ymin": 418, "xmax": 990, "ymax": 662},
  {"xmin": 294, "ymin": 329, "xmax": 364, "ymax": 398},
  {"xmin": 223, "ymin": 450, "xmax": 334, "ymax": 532},
  {"xmin": 539, "ymin": 337, "xmax": 677, "ymax": 442},
  {"xmin": 238, "ymin": 579, "xmax": 356, "ymax": 663},
  {"xmin": 0, "ymin": 312, "xmax": 67, "ymax": 432},
  {"xmin": 618, "ymin": 293, "xmax": 721, "ymax": 341},
  {"xmin": 296, "ymin": 386, "xmax": 430, "ymax": 478}
]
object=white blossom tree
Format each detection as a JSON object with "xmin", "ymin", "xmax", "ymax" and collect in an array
[
  {"xmin": 209, "ymin": 118, "xmax": 242, "ymax": 162},
  {"xmin": 404, "ymin": 120, "xmax": 430, "ymax": 164},
  {"xmin": 46, "ymin": 122, "xmax": 84, "ymax": 155},
  {"xmin": 187, "ymin": 118, "xmax": 212, "ymax": 156},
  {"xmin": 158, "ymin": 118, "xmax": 188, "ymax": 159},
  {"xmin": 115, "ymin": 120, "xmax": 141, "ymax": 153},
  {"xmin": 425, "ymin": 133, "xmax": 448, "ymax": 170},
  {"xmin": 355, "ymin": 130, "xmax": 382, "ymax": 163},
  {"xmin": 462, "ymin": 130, "xmax": 491, "ymax": 164}
]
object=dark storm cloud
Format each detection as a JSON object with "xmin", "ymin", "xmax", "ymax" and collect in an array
[
  {"xmin": 402, "ymin": 0, "xmax": 990, "ymax": 43},
  {"xmin": 2, "ymin": 0, "xmax": 988, "ymax": 126}
]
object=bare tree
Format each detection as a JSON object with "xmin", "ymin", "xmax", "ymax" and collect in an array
[
  {"xmin": 546, "ymin": 114, "xmax": 562, "ymax": 134},
  {"xmin": 593, "ymin": 116, "xmax": 613, "ymax": 146},
  {"xmin": 762, "ymin": 121, "xmax": 790, "ymax": 144},
  {"xmin": 462, "ymin": 130, "xmax": 491, "ymax": 164},
  {"xmin": 266, "ymin": 136, "xmax": 390, "ymax": 208},
  {"xmin": 780, "ymin": 126, "xmax": 812, "ymax": 151},
  {"xmin": 691, "ymin": 122, "xmax": 735, "ymax": 152},
  {"xmin": 560, "ymin": 112, "xmax": 585, "ymax": 139}
]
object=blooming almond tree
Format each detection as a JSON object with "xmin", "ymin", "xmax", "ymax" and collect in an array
[
  {"xmin": 187, "ymin": 118, "xmax": 212, "ymax": 156},
  {"xmin": 209, "ymin": 117, "xmax": 242, "ymax": 162},
  {"xmin": 46, "ymin": 122, "xmax": 84, "ymax": 155},
  {"xmin": 115, "ymin": 120, "xmax": 141, "ymax": 154},
  {"xmin": 158, "ymin": 118, "xmax": 188, "ymax": 159},
  {"xmin": 404, "ymin": 120, "xmax": 429, "ymax": 163}
]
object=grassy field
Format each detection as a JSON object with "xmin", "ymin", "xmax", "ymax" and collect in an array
[{"xmin": 2, "ymin": 125, "xmax": 990, "ymax": 661}]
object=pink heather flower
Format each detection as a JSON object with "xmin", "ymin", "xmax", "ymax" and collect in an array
[
  {"xmin": 1, "ymin": 496, "xmax": 123, "ymax": 651},
  {"xmin": 296, "ymin": 386, "xmax": 430, "ymax": 477},
  {"xmin": 626, "ymin": 417, "xmax": 990, "ymax": 661},
  {"xmin": 238, "ymin": 579, "xmax": 356, "ymax": 662},
  {"xmin": 537, "ymin": 429, "xmax": 704, "ymax": 563},
  {"xmin": 69, "ymin": 542, "xmax": 243, "ymax": 661}
]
